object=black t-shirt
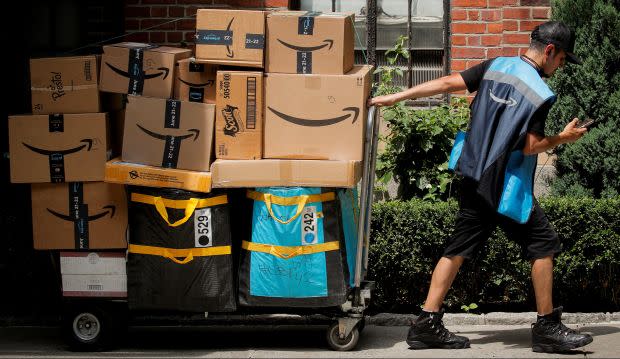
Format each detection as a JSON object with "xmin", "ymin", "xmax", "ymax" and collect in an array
[{"xmin": 460, "ymin": 58, "xmax": 549, "ymax": 137}]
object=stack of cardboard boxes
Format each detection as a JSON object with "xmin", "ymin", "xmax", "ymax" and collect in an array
[
  {"xmin": 9, "ymin": 56, "xmax": 129, "ymax": 297},
  {"xmin": 9, "ymin": 8, "xmax": 372, "ymax": 304}
]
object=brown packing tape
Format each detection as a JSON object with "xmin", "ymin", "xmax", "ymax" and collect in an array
[
  {"xmin": 278, "ymin": 160, "xmax": 294, "ymax": 183},
  {"xmin": 31, "ymin": 84, "xmax": 99, "ymax": 92},
  {"xmin": 304, "ymin": 76, "xmax": 321, "ymax": 89}
]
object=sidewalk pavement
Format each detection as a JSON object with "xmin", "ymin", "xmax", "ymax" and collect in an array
[{"xmin": 0, "ymin": 313, "xmax": 619, "ymax": 358}]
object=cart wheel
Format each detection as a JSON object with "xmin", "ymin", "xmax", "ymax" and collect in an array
[
  {"xmin": 326, "ymin": 321, "xmax": 360, "ymax": 351},
  {"xmin": 63, "ymin": 306, "xmax": 110, "ymax": 351}
]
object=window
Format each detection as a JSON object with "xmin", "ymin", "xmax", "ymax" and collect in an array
[{"xmin": 297, "ymin": 0, "xmax": 447, "ymax": 99}]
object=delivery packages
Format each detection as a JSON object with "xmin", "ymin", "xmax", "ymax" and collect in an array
[
  {"xmin": 266, "ymin": 11, "xmax": 354, "ymax": 74},
  {"xmin": 239, "ymin": 187, "xmax": 352, "ymax": 307},
  {"xmin": 122, "ymin": 95, "xmax": 215, "ymax": 172},
  {"xmin": 263, "ymin": 65, "xmax": 372, "ymax": 161},
  {"xmin": 31, "ymin": 182, "xmax": 128, "ymax": 250},
  {"xmin": 195, "ymin": 9, "xmax": 265, "ymax": 68},
  {"xmin": 60, "ymin": 252, "xmax": 127, "ymax": 298},
  {"xmin": 105, "ymin": 158, "xmax": 212, "ymax": 193},
  {"xmin": 215, "ymin": 70, "xmax": 263, "ymax": 159},
  {"xmin": 174, "ymin": 58, "xmax": 217, "ymax": 104},
  {"xmin": 30, "ymin": 55, "xmax": 101, "ymax": 114},
  {"xmin": 127, "ymin": 187, "xmax": 235, "ymax": 312},
  {"xmin": 211, "ymin": 159, "xmax": 361, "ymax": 188},
  {"xmin": 99, "ymin": 42, "xmax": 191, "ymax": 98},
  {"xmin": 9, "ymin": 113, "xmax": 109, "ymax": 183}
]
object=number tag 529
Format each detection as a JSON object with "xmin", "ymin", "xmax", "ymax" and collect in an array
[
  {"xmin": 301, "ymin": 206, "xmax": 318, "ymax": 245},
  {"xmin": 194, "ymin": 208, "xmax": 212, "ymax": 247}
]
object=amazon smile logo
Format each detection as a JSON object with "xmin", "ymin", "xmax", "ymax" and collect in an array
[
  {"xmin": 277, "ymin": 39, "xmax": 334, "ymax": 52},
  {"xmin": 137, "ymin": 124, "xmax": 200, "ymax": 142},
  {"xmin": 106, "ymin": 63, "xmax": 170, "ymax": 80},
  {"xmin": 47, "ymin": 205, "xmax": 116, "ymax": 222},
  {"xmin": 489, "ymin": 90, "xmax": 517, "ymax": 107},
  {"xmin": 225, "ymin": 18, "xmax": 234, "ymax": 58},
  {"xmin": 268, "ymin": 107, "xmax": 359, "ymax": 127},
  {"xmin": 179, "ymin": 78, "xmax": 215, "ymax": 88},
  {"xmin": 23, "ymin": 139, "xmax": 93, "ymax": 156}
]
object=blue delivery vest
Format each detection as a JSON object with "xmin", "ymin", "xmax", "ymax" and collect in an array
[{"xmin": 449, "ymin": 57, "xmax": 556, "ymax": 223}]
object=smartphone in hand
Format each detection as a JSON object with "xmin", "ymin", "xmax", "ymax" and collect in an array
[{"xmin": 576, "ymin": 118, "xmax": 596, "ymax": 129}]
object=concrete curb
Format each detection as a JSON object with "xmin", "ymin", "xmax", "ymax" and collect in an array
[{"xmin": 369, "ymin": 312, "xmax": 620, "ymax": 326}]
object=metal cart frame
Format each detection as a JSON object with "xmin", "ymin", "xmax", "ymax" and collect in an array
[{"xmin": 62, "ymin": 106, "xmax": 381, "ymax": 352}]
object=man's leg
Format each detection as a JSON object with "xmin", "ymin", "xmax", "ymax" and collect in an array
[
  {"xmin": 514, "ymin": 202, "xmax": 593, "ymax": 352},
  {"xmin": 407, "ymin": 256, "xmax": 470, "ymax": 349},
  {"xmin": 423, "ymin": 256, "xmax": 465, "ymax": 312},
  {"xmin": 531, "ymin": 255, "xmax": 554, "ymax": 316}
]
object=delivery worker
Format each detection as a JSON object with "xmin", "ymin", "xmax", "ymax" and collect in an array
[{"xmin": 368, "ymin": 21, "xmax": 593, "ymax": 353}]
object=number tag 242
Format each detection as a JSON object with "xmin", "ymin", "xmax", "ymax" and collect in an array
[{"xmin": 301, "ymin": 206, "xmax": 319, "ymax": 245}]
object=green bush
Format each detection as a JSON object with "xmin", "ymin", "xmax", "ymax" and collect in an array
[
  {"xmin": 368, "ymin": 197, "xmax": 620, "ymax": 313},
  {"xmin": 546, "ymin": 0, "xmax": 620, "ymax": 198},
  {"xmin": 373, "ymin": 36, "xmax": 470, "ymax": 201}
]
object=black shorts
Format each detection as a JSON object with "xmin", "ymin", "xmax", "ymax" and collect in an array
[{"xmin": 443, "ymin": 179, "xmax": 562, "ymax": 261}]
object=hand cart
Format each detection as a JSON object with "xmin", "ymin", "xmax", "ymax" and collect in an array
[{"xmin": 61, "ymin": 106, "xmax": 381, "ymax": 352}]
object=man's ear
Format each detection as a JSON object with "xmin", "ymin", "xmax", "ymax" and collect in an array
[{"xmin": 544, "ymin": 44, "xmax": 555, "ymax": 58}]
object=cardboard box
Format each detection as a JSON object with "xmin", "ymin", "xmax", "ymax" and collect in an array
[
  {"xmin": 31, "ymin": 182, "xmax": 128, "ymax": 250},
  {"xmin": 60, "ymin": 252, "xmax": 127, "ymax": 297},
  {"xmin": 30, "ymin": 56, "xmax": 101, "ymax": 114},
  {"xmin": 122, "ymin": 95, "xmax": 215, "ymax": 171},
  {"xmin": 266, "ymin": 11, "xmax": 354, "ymax": 74},
  {"xmin": 174, "ymin": 58, "xmax": 217, "ymax": 104},
  {"xmin": 9, "ymin": 113, "xmax": 109, "ymax": 183},
  {"xmin": 264, "ymin": 65, "xmax": 372, "ymax": 161},
  {"xmin": 215, "ymin": 71, "xmax": 263, "ymax": 160},
  {"xmin": 195, "ymin": 9, "xmax": 265, "ymax": 68},
  {"xmin": 105, "ymin": 158, "xmax": 212, "ymax": 193},
  {"xmin": 211, "ymin": 159, "xmax": 361, "ymax": 188},
  {"xmin": 99, "ymin": 42, "xmax": 191, "ymax": 98}
]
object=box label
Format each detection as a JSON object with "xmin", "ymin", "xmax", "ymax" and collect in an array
[
  {"xmin": 162, "ymin": 135, "xmax": 181, "ymax": 168},
  {"xmin": 189, "ymin": 87, "xmax": 205, "ymax": 102},
  {"xmin": 48, "ymin": 114, "xmax": 64, "ymax": 132},
  {"xmin": 68, "ymin": 182, "xmax": 90, "ymax": 249},
  {"xmin": 164, "ymin": 99, "xmax": 181, "ymax": 129},
  {"xmin": 298, "ymin": 11, "xmax": 321, "ymax": 35},
  {"xmin": 49, "ymin": 153, "xmax": 66, "ymax": 182},
  {"xmin": 196, "ymin": 30, "xmax": 233, "ymax": 45},
  {"xmin": 189, "ymin": 62, "xmax": 205, "ymax": 72},
  {"xmin": 297, "ymin": 52, "xmax": 312, "ymax": 74},
  {"xmin": 245, "ymin": 34, "xmax": 265, "ymax": 49},
  {"xmin": 246, "ymin": 77, "xmax": 257, "ymax": 129},
  {"xmin": 127, "ymin": 48, "xmax": 145, "ymax": 95}
]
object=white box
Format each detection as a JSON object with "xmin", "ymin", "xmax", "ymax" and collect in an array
[{"xmin": 60, "ymin": 252, "xmax": 127, "ymax": 297}]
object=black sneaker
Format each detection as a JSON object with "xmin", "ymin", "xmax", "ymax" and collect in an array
[
  {"xmin": 406, "ymin": 309, "xmax": 471, "ymax": 349},
  {"xmin": 531, "ymin": 306, "xmax": 593, "ymax": 353}
]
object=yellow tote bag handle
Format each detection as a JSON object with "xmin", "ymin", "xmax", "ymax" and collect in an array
[
  {"xmin": 164, "ymin": 248, "xmax": 194, "ymax": 264},
  {"xmin": 154, "ymin": 196, "xmax": 198, "ymax": 227},
  {"xmin": 264, "ymin": 193, "xmax": 309, "ymax": 225}
]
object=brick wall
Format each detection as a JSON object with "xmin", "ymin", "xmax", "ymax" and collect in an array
[
  {"xmin": 123, "ymin": 0, "xmax": 289, "ymax": 45},
  {"xmin": 451, "ymin": 0, "xmax": 551, "ymax": 96}
]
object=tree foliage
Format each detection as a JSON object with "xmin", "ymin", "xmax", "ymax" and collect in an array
[{"xmin": 547, "ymin": 0, "xmax": 620, "ymax": 198}]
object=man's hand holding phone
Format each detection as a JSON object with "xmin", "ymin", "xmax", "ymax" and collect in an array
[{"xmin": 576, "ymin": 118, "xmax": 596, "ymax": 129}]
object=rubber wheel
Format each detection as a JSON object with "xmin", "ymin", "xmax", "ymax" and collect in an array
[
  {"xmin": 63, "ymin": 306, "xmax": 110, "ymax": 351},
  {"xmin": 326, "ymin": 321, "xmax": 360, "ymax": 351}
]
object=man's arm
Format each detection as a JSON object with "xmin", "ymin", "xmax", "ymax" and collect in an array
[
  {"xmin": 368, "ymin": 73, "xmax": 467, "ymax": 107},
  {"xmin": 523, "ymin": 118, "xmax": 587, "ymax": 155}
]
